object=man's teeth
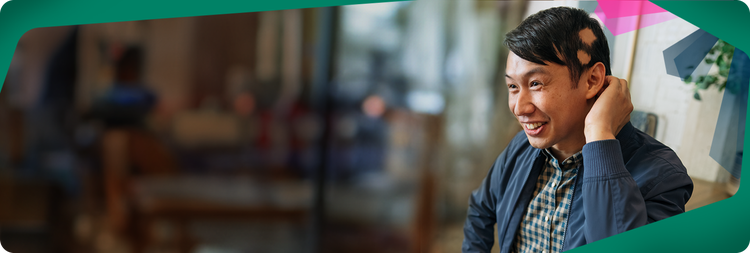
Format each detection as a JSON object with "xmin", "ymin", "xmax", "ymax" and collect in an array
[{"xmin": 525, "ymin": 123, "xmax": 543, "ymax": 130}]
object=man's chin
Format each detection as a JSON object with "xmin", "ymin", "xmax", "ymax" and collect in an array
[{"xmin": 526, "ymin": 136, "xmax": 551, "ymax": 150}]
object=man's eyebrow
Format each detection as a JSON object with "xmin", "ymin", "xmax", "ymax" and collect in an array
[{"xmin": 505, "ymin": 67, "xmax": 550, "ymax": 81}]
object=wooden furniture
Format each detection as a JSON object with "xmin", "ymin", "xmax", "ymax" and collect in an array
[
  {"xmin": 101, "ymin": 129, "xmax": 311, "ymax": 253},
  {"xmin": 130, "ymin": 176, "xmax": 310, "ymax": 252}
]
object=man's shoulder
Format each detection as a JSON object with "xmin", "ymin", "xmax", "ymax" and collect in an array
[
  {"xmin": 623, "ymin": 127, "xmax": 690, "ymax": 181},
  {"xmin": 629, "ymin": 130, "xmax": 683, "ymax": 165}
]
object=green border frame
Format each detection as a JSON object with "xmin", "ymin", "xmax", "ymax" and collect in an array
[{"xmin": 0, "ymin": 0, "xmax": 748, "ymax": 252}]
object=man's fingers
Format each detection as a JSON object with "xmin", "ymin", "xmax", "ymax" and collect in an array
[
  {"xmin": 599, "ymin": 76, "xmax": 618, "ymax": 97},
  {"xmin": 591, "ymin": 76, "xmax": 633, "ymax": 137},
  {"xmin": 621, "ymin": 78, "xmax": 632, "ymax": 105}
]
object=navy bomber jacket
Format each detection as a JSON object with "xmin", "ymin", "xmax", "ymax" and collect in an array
[{"xmin": 462, "ymin": 122, "xmax": 693, "ymax": 252}]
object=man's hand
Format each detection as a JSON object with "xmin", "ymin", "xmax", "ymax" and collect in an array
[{"xmin": 584, "ymin": 76, "xmax": 633, "ymax": 143}]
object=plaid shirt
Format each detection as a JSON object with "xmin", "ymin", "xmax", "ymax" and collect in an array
[{"xmin": 512, "ymin": 149, "xmax": 582, "ymax": 253}]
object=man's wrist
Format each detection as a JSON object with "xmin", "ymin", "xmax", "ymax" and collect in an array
[
  {"xmin": 584, "ymin": 126, "xmax": 616, "ymax": 143},
  {"xmin": 581, "ymin": 139, "xmax": 625, "ymax": 178}
]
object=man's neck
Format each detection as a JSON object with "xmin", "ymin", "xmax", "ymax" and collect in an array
[
  {"xmin": 550, "ymin": 139, "xmax": 587, "ymax": 161},
  {"xmin": 549, "ymin": 147, "xmax": 579, "ymax": 162}
]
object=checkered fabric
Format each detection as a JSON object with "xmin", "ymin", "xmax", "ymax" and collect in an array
[{"xmin": 512, "ymin": 149, "xmax": 582, "ymax": 253}]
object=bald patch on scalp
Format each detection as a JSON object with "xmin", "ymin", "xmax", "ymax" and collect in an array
[
  {"xmin": 578, "ymin": 50, "xmax": 591, "ymax": 65},
  {"xmin": 578, "ymin": 28, "xmax": 596, "ymax": 65},
  {"xmin": 578, "ymin": 28, "xmax": 596, "ymax": 46}
]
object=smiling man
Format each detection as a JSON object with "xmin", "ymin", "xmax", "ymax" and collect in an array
[{"xmin": 462, "ymin": 7, "xmax": 693, "ymax": 253}]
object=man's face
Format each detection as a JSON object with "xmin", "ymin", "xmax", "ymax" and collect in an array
[{"xmin": 505, "ymin": 52, "xmax": 591, "ymax": 153}]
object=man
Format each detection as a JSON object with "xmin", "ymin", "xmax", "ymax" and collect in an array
[{"xmin": 462, "ymin": 7, "xmax": 693, "ymax": 253}]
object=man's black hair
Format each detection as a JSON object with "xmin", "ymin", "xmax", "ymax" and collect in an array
[{"xmin": 504, "ymin": 7, "xmax": 611, "ymax": 87}]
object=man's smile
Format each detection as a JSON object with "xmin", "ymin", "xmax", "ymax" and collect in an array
[
  {"xmin": 523, "ymin": 122, "xmax": 546, "ymax": 130},
  {"xmin": 521, "ymin": 121, "xmax": 548, "ymax": 136}
]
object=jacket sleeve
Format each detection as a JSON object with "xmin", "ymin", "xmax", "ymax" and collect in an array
[
  {"xmin": 462, "ymin": 150, "xmax": 506, "ymax": 252},
  {"xmin": 581, "ymin": 139, "xmax": 692, "ymax": 243}
]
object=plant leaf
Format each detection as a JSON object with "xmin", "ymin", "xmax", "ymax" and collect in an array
[
  {"xmin": 723, "ymin": 43, "xmax": 734, "ymax": 53},
  {"xmin": 694, "ymin": 92, "xmax": 702, "ymax": 100},
  {"xmin": 720, "ymin": 69, "xmax": 730, "ymax": 77},
  {"xmin": 698, "ymin": 80, "xmax": 709, "ymax": 89},
  {"xmin": 706, "ymin": 75, "xmax": 718, "ymax": 83},
  {"xmin": 720, "ymin": 62, "xmax": 730, "ymax": 71}
]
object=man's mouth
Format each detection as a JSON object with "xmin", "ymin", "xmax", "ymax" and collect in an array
[{"xmin": 525, "ymin": 122, "xmax": 546, "ymax": 130}]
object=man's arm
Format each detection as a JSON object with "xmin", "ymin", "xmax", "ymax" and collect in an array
[
  {"xmin": 580, "ymin": 139, "xmax": 692, "ymax": 242},
  {"xmin": 580, "ymin": 76, "xmax": 691, "ymax": 242}
]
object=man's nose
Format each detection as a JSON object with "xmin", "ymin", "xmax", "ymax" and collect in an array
[{"xmin": 513, "ymin": 90, "xmax": 534, "ymax": 116}]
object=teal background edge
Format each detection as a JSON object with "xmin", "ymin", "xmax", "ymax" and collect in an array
[{"xmin": 0, "ymin": 0, "xmax": 748, "ymax": 252}]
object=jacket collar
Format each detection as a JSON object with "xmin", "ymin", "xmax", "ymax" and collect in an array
[
  {"xmin": 616, "ymin": 122, "xmax": 636, "ymax": 145},
  {"xmin": 615, "ymin": 122, "xmax": 638, "ymax": 162}
]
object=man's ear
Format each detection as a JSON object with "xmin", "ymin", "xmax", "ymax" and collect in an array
[{"xmin": 584, "ymin": 62, "xmax": 606, "ymax": 100}]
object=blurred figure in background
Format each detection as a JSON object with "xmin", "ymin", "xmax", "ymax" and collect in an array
[
  {"xmin": 86, "ymin": 46, "xmax": 156, "ymax": 128},
  {"xmin": 22, "ymin": 26, "xmax": 80, "ymax": 195}
]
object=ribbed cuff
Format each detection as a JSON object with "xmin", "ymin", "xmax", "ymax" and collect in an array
[{"xmin": 582, "ymin": 139, "xmax": 627, "ymax": 178}]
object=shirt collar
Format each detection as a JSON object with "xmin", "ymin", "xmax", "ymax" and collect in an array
[{"xmin": 542, "ymin": 149, "xmax": 583, "ymax": 170}]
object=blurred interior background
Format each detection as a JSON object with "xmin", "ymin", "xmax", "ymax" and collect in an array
[{"xmin": 0, "ymin": 1, "xmax": 740, "ymax": 253}]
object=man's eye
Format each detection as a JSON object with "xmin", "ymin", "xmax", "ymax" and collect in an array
[
  {"xmin": 508, "ymin": 84, "xmax": 518, "ymax": 89},
  {"xmin": 531, "ymin": 81, "xmax": 542, "ymax": 87}
]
